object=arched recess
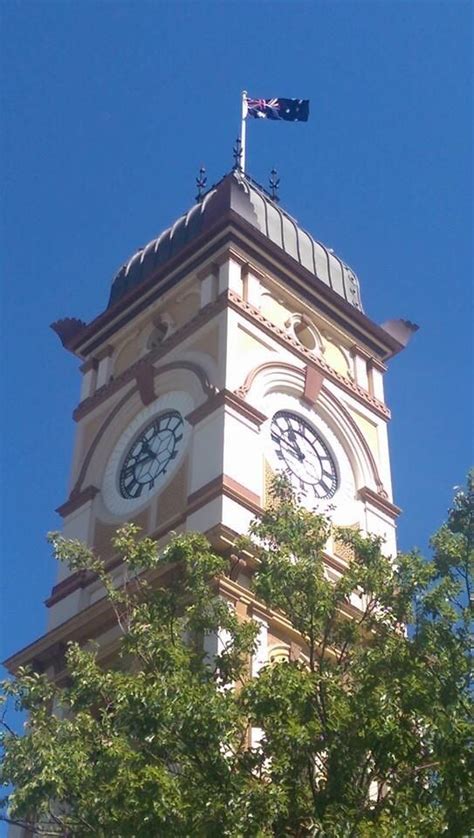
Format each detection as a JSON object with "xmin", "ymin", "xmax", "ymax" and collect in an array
[
  {"xmin": 235, "ymin": 360, "xmax": 386, "ymax": 496},
  {"xmin": 176, "ymin": 350, "xmax": 219, "ymax": 390},
  {"xmin": 71, "ymin": 361, "xmax": 214, "ymax": 498},
  {"xmin": 113, "ymin": 331, "xmax": 143, "ymax": 377}
]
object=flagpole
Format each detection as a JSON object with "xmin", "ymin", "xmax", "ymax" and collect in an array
[{"xmin": 240, "ymin": 90, "xmax": 247, "ymax": 173}]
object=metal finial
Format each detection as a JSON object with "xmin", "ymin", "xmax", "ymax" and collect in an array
[
  {"xmin": 195, "ymin": 166, "xmax": 207, "ymax": 203},
  {"xmin": 232, "ymin": 137, "xmax": 242, "ymax": 170},
  {"xmin": 269, "ymin": 168, "xmax": 280, "ymax": 202}
]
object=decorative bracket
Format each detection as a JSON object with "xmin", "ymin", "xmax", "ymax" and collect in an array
[{"xmin": 301, "ymin": 365, "xmax": 324, "ymax": 407}]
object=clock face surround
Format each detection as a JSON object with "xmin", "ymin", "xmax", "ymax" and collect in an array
[
  {"xmin": 102, "ymin": 391, "xmax": 193, "ymax": 516},
  {"xmin": 270, "ymin": 409, "xmax": 338, "ymax": 499},
  {"xmin": 119, "ymin": 410, "xmax": 184, "ymax": 500}
]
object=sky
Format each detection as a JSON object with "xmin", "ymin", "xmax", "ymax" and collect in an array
[{"xmin": 0, "ymin": 0, "xmax": 472, "ymax": 759}]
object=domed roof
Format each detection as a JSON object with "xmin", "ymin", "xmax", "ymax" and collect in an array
[{"xmin": 108, "ymin": 171, "xmax": 363, "ymax": 311}]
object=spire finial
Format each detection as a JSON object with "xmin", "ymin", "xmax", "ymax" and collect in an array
[
  {"xmin": 232, "ymin": 137, "xmax": 243, "ymax": 171},
  {"xmin": 195, "ymin": 166, "xmax": 207, "ymax": 203},
  {"xmin": 269, "ymin": 168, "xmax": 280, "ymax": 202}
]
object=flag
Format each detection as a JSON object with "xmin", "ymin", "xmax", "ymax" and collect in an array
[{"xmin": 246, "ymin": 97, "xmax": 309, "ymax": 122}]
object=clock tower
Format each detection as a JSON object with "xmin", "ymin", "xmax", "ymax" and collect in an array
[{"xmin": 6, "ymin": 168, "xmax": 416, "ymax": 678}]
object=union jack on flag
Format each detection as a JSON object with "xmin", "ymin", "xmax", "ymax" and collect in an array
[{"xmin": 246, "ymin": 97, "xmax": 309, "ymax": 122}]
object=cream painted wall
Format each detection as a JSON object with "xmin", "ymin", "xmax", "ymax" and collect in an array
[
  {"xmin": 51, "ymin": 252, "xmax": 397, "ymax": 636},
  {"xmin": 347, "ymin": 407, "xmax": 380, "ymax": 459},
  {"xmin": 189, "ymin": 408, "xmax": 225, "ymax": 493},
  {"xmin": 321, "ymin": 336, "xmax": 352, "ymax": 378}
]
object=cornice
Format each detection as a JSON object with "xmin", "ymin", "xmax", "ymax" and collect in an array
[
  {"xmin": 16, "ymin": 560, "xmax": 182, "ymax": 676},
  {"xmin": 5, "ymin": 596, "xmax": 117, "ymax": 674},
  {"xmin": 65, "ymin": 222, "xmax": 238, "ymax": 357},
  {"xmin": 56, "ymin": 485, "xmax": 99, "ymax": 518},
  {"xmin": 70, "ymin": 361, "xmax": 215, "ymax": 498},
  {"xmin": 72, "ymin": 283, "xmax": 389, "ymax": 430},
  {"xmin": 230, "ymin": 294, "xmax": 391, "ymax": 420},
  {"xmin": 79, "ymin": 358, "xmax": 98, "ymax": 375},
  {"xmin": 45, "ymin": 511, "xmax": 188, "ymax": 608},
  {"xmin": 357, "ymin": 486, "xmax": 401, "ymax": 518},
  {"xmin": 196, "ymin": 262, "xmax": 219, "ymax": 282},
  {"xmin": 217, "ymin": 570, "xmax": 362, "ymax": 646},
  {"xmin": 48, "ymin": 476, "xmax": 261, "ymax": 611},
  {"xmin": 60, "ymin": 213, "xmax": 403, "ymax": 361},
  {"xmin": 367, "ymin": 356, "xmax": 388, "ymax": 374},
  {"xmin": 45, "ymin": 570, "xmax": 88, "ymax": 607},
  {"xmin": 73, "ymin": 294, "xmax": 226, "ymax": 422},
  {"xmin": 8, "ymin": 502, "xmax": 378, "ymax": 675},
  {"xmin": 350, "ymin": 344, "xmax": 387, "ymax": 373},
  {"xmin": 222, "ymin": 214, "xmax": 402, "ymax": 359},
  {"xmin": 203, "ymin": 522, "xmax": 353, "ymax": 580},
  {"xmin": 213, "ymin": 247, "xmax": 249, "ymax": 267},
  {"xmin": 186, "ymin": 389, "xmax": 268, "ymax": 427},
  {"xmin": 241, "ymin": 260, "xmax": 267, "ymax": 281},
  {"xmin": 187, "ymin": 474, "xmax": 261, "ymax": 517},
  {"xmin": 95, "ymin": 344, "xmax": 114, "ymax": 361}
]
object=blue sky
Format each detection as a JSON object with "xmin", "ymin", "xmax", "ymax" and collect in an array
[{"xmin": 0, "ymin": 0, "xmax": 472, "ymax": 710}]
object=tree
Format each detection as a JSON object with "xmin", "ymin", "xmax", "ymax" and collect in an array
[{"xmin": 1, "ymin": 474, "xmax": 473, "ymax": 837}]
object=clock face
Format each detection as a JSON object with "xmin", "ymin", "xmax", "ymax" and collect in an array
[
  {"xmin": 119, "ymin": 410, "xmax": 184, "ymax": 500},
  {"xmin": 102, "ymin": 391, "xmax": 193, "ymax": 516},
  {"xmin": 270, "ymin": 410, "xmax": 338, "ymax": 499}
]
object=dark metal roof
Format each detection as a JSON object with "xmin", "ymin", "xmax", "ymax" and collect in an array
[{"xmin": 108, "ymin": 171, "xmax": 363, "ymax": 311}]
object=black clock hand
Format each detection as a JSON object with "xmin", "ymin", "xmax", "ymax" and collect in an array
[
  {"xmin": 272, "ymin": 433, "xmax": 305, "ymax": 462},
  {"xmin": 123, "ymin": 450, "xmax": 157, "ymax": 475},
  {"xmin": 139, "ymin": 440, "xmax": 158, "ymax": 460},
  {"xmin": 123, "ymin": 458, "xmax": 150, "ymax": 477},
  {"xmin": 287, "ymin": 430, "xmax": 305, "ymax": 461},
  {"xmin": 273, "ymin": 434, "xmax": 304, "ymax": 462},
  {"xmin": 136, "ymin": 453, "xmax": 156, "ymax": 466}
]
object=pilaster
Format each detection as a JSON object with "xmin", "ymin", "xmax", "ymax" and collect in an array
[
  {"xmin": 79, "ymin": 358, "xmax": 98, "ymax": 401},
  {"xmin": 95, "ymin": 345, "xmax": 114, "ymax": 389}
]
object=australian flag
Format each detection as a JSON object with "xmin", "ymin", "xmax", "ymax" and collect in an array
[{"xmin": 246, "ymin": 97, "xmax": 309, "ymax": 122}]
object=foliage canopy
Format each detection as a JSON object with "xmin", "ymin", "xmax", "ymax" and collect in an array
[{"xmin": 1, "ymin": 474, "xmax": 473, "ymax": 836}]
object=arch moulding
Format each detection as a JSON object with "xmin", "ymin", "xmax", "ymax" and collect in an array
[
  {"xmin": 234, "ymin": 360, "xmax": 387, "ymax": 498},
  {"xmin": 70, "ymin": 360, "xmax": 215, "ymax": 500}
]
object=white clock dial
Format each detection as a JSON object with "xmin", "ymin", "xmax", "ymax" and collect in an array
[
  {"xmin": 102, "ymin": 391, "xmax": 193, "ymax": 516},
  {"xmin": 119, "ymin": 410, "xmax": 184, "ymax": 500},
  {"xmin": 271, "ymin": 410, "xmax": 338, "ymax": 499},
  {"xmin": 262, "ymin": 392, "xmax": 357, "ymax": 522}
]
